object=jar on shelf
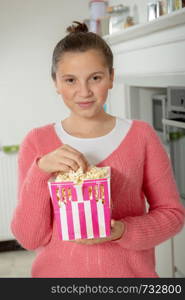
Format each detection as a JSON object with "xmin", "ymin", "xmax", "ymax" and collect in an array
[
  {"xmin": 89, "ymin": 0, "xmax": 108, "ymax": 33},
  {"xmin": 167, "ymin": 0, "xmax": 182, "ymax": 13},
  {"xmin": 160, "ymin": 0, "xmax": 168, "ymax": 15},
  {"xmin": 124, "ymin": 16, "xmax": 135, "ymax": 29},
  {"xmin": 107, "ymin": 4, "xmax": 129, "ymax": 14},
  {"xmin": 174, "ymin": 0, "xmax": 182, "ymax": 10},
  {"xmin": 147, "ymin": 0, "xmax": 160, "ymax": 21}
]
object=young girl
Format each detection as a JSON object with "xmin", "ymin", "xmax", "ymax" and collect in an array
[{"xmin": 11, "ymin": 21, "xmax": 185, "ymax": 278}]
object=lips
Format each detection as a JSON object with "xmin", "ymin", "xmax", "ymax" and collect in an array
[
  {"xmin": 77, "ymin": 101, "xmax": 95, "ymax": 108},
  {"xmin": 77, "ymin": 101, "xmax": 94, "ymax": 104}
]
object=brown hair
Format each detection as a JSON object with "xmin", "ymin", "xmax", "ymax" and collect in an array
[{"xmin": 51, "ymin": 21, "xmax": 113, "ymax": 80}]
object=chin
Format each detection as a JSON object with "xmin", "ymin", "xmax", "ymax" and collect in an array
[
  {"xmin": 75, "ymin": 107, "xmax": 93, "ymax": 114},
  {"xmin": 79, "ymin": 111, "xmax": 96, "ymax": 118}
]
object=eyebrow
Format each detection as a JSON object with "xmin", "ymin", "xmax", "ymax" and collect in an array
[{"xmin": 61, "ymin": 71, "xmax": 105, "ymax": 78}]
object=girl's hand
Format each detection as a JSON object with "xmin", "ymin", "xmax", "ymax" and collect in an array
[
  {"xmin": 74, "ymin": 219, "xmax": 125, "ymax": 245},
  {"xmin": 37, "ymin": 144, "xmax": 89, "ymax": 174}
]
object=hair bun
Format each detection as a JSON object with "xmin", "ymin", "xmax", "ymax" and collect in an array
[{"xmin": 66, "ymin": 21, "xmax": 88, "ymax": 34}]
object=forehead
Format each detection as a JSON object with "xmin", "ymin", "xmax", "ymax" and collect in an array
[{"xmin": 57, "ymin": 49, "xmax": 107, "ymax": 73}]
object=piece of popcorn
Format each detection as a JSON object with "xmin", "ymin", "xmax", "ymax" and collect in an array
[{"xmin": 55, "ymin": 165, "xmax": 109, "ymax": 184}]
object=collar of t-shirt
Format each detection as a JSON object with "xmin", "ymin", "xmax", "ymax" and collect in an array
[{"xmin": 54, "ymin": 117, "xmax": 133, "ymax": 165}]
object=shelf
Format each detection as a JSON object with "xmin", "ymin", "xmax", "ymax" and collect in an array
[{"xmin": 103, "ymin": 8, "xmax": 185, "ymax": 45}]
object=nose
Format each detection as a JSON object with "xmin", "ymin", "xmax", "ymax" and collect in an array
[{"xmin": 77, "ymin": 82, "xmax": 92, "ymax": 98}]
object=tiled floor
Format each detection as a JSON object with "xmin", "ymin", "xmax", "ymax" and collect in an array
[{"xmin": 0, "ymin": 250, "xmax": 36, "ymax": 278}]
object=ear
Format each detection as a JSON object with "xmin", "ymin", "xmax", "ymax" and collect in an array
[
  {"xmin": 109, "ymin": 68, "xmax": 114, "ymax": 89},
  {"xmin": 53, "ymin": 78, "xmax": 60, "ymax": 94}
]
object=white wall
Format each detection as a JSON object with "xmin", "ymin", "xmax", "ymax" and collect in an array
[
  {"xmin": 0, "ymin": 0, "xmax": 148, "ymax": 145},
  {"xmin": 0, "ymin": 0, "xmax": 89, "ymax": 145}
]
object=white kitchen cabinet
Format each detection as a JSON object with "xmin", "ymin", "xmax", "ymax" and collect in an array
[
  {"xmin": 155, "ymin": 226, "xmax": 185, "ymax": 278},
  {"xmin": 155, "ymin": 239, "xmax": 173, "ymax": 277},
  {"xmin": 173, "ymin": 225, "xmax": 185, "ymax": 277},
  {"xmin": 105, "ymin": 7, "xmax": 185, "ymax": 279}
]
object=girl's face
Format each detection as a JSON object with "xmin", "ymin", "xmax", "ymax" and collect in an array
[{"xmin": 54, "ymin": 49, "xmax": 114, "ymax": 119}]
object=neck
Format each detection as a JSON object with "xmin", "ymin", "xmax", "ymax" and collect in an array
[
  {"xmin": 71, "ymin": 110, "xmax": 109, "ymax": 126},
  {"xmin": 62, "ymin": 110, "xmax": 115, "ymax": 138}
]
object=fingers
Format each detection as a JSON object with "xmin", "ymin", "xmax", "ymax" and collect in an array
[
  {"xmin": 61, "ymin": 145, "xmax": 89, "ymax": 172},
  {"xmin": 63, "ymin": 144, "xmax": 82, "ymax": 154},
  {"xmin": 74, "ymin": 237, "xmax": 110, "ymax": 245},
  {"xmin": 58, "ymin": 157, "xmax": 79, "ymax": 172},
  {"xmin": 58, "ymin": 163, "xmax": 72, "ymax": 173},
  {"xmin": 110, "ymin": 220, "xmax": 124, "ymax": 241},
  {"xmin": 110, "ymin": 198, "xmax": 114, "ymax": 211},
  {"xmin": 111, "ymin": 219, "xmax": 115, "ymax": 228},
  {"xmin": 37, "ymin": 144, "xmax": 89, "ymax": 174}
]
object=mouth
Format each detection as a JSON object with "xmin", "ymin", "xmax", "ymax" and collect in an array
[{"xmin": 77, "ymin": 101, "xmax": 95, "ymax": 109}]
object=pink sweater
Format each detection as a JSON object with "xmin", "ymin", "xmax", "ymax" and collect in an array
[{"xmin": 11, "ymin": 120, "xmax": 185, "ymax": 278}]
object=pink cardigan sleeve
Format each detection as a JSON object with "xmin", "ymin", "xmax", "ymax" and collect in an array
[
  {"xmin": 114, "ymin": 123, "xmax": 185, "ymax": 250},
  {"xmin": 11, "ymin": 129, "xmax": 53, "ymax": 250}
]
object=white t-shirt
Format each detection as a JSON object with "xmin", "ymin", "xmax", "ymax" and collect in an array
[{"xmin": 54, "ymin": 117, "xmax": 133, "ymax": 165}]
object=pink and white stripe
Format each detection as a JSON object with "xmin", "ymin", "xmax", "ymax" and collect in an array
[{"xmin": 48, "ymin": 177, "xmax": 111, "ymax": 241}]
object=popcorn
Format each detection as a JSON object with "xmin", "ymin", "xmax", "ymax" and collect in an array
[
  {"xmin": 55, "ymin": 165, "xmax": 109, "ymax": 184},
  {"xmin": 48, "ymin": 165, "xmax": 111, "ymax": 240}
]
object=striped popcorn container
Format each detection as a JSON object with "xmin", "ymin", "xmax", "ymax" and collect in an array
[{"xmin": 48, "ymin": 167, "xmax": 111, "ymax": 240}]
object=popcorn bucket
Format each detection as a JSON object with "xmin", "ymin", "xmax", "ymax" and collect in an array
[{"xmin": 48, "ymin": 167, "xmax": 111, "ymax": 240}]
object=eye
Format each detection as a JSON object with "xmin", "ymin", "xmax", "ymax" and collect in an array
[
  {"xmin": 92, "ymin": 75, "xmax": 101, "ymax": 81},
  {"xmin": 65, "ymin": 78, "xmax": 75, "ymax": 84}
]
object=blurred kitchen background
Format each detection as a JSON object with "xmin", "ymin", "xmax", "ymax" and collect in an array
[{"xmin": 0, "ymin": 0, "xmax": 185, "ymax": 278}]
